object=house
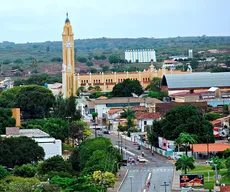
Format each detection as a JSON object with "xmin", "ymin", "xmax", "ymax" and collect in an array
[
  {"xmin": 4, "ymin": 127, "xmax": 62, "ymax": 159},
  {"xmin": 211, "ymin": 115, "xmax": 230, "ymax": 139},
  {"xmin": 136, "ymin": 112, "xmax": 161, "ymax": 132}
]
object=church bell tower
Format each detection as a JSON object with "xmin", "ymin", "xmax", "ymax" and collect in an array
[{"xmin": 62, "ymin": 13, "xmax": 76, "ymax": 98}]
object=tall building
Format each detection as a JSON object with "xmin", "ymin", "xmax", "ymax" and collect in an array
[
  {"xmin": 188, "ymin": 49, "xmax": 193, "ymax": 59},
  {"xmin": 61, "ymin": 13, "xmax": 76, "ymax": 98},
  {"xmin": 125, "ymin": 49, "xmax": 156, "ymax": 63}
]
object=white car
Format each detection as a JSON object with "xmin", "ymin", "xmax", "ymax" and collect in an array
[{"xmin": 139, "ymin": 158, "xmax": 147, "ymax": 164}]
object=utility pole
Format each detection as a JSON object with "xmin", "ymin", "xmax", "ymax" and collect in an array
[
  {"xmin": 129, "ymin": 176, "xmax": 133, "ymax": 192},
  {"xmin": 161, "ymin": 182, "xmax": 169, "ymax": 192}
]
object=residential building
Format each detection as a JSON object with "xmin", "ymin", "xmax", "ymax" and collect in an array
[
  {"xmin": 125, "ymin": 49, "xmax": 156, "ymax": 63},
  {"xmin": 136, "ymin": 112, "xmax": 161, "ymax": 132}
]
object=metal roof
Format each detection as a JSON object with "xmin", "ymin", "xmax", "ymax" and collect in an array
[{"xmin": 162, "ymin": 72, "xmax": 230, "ymax": 89}]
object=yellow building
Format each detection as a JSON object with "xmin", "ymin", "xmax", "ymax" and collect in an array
[
  {"xmin": 61, "ymin": 14, "xmax": 192, "ymax": 97},
  {"xmin": 11, "ymin": 108, "xmax": 20, "ymax": 127}
]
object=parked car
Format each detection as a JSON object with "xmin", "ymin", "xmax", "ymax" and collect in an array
[
  {"xmin": 206, "ymin": 160, "xmax": 213, "ymax": 165},
  {"xmin": 103, "ymin": 129, "xmax": 110, "ymax": 134},
  {"xmin": 139, "ymin": 158, "xmax": 147, "ymax": 165}
]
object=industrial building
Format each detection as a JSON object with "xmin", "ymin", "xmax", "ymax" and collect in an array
[{"xmin": 125, "ymin": 49, "xmax": 156, "ymax": 63}]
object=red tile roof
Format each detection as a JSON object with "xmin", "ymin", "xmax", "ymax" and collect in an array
[
  {"xmin": 192, "ymin": 143, "xmax": 230, "ymax": 153},
  {"xmin": 220, "ymin": 186, "xmax": 230, "ymax": 192},
  {"xmin": 131, "ymin": 106, "xmax": 147, "ymax": 111},
  {"xmin": 136, "ymin": 112, "xmax": 161, "ymax": 120}
]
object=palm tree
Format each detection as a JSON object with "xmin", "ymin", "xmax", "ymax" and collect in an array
[
  {"xmin": 175, "ymin": 155, "xmax": 195, "ymax": 174},
  {"xmin": 175, "ymin": 132, "xmax": 197, "ymax": 156},
  {"xmin": 120, "ymin": 107, "xmax": 136, "ymax": 130}
]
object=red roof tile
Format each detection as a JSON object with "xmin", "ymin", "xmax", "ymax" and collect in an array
[
  {"xmin": 192, "ymin": 143, "xmax": 230, "ymax": 153},
  {"xmin": 136, "ymin": 112, "xmax": 161, "ymax": 120},
  {"xmin": 131, "ymin": 106, "xmax": 147, "ymax": 111}
]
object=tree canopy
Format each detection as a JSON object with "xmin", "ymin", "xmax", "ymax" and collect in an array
[
  {"xmin": 112, "ymin": 79, "xmax": 143, "ymax": 97},
  {"xmin": 175, "ymin": 155, "xmax": 195, "ymax": 174},
  {"xmin": 0, "ymin": 136, "xmax": 45, "ymax": 167},
  {"xmin": 145, "ymin": 77, "xmax": 162, "ymax": 92},
  {"xmin": 0, "ymin": 108, "xmax": 16, "ymax": 134}
]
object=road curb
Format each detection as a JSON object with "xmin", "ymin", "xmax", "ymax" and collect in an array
[{"xmin": 117, "ymin": 169, "xmax": 129, "ymax": 192}]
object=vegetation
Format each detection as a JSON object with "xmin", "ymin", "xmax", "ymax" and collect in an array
[
  {"xmin": 0, "ymin": 136, "xmax": 44, "ymax": 167},
  {"xmin": 204, "ymin": 112, "xmax": 224, "ymax": 121},
  {"xmin": 0, "ymin": 108, "xmax": 16, "ymax": 134},
  {"xmin": 112, "ymin": 79, "xmax": 143, "ymax": 97},
  {"xmin": 175, "ymin": 155, "xmax": 195, "ymax": 174}
]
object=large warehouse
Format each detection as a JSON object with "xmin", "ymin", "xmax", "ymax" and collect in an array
[
  {"xmin": 161, "ymin": 72, "xmax": 230, "ymax": 95},
  {"xmin": 125, "ymin": 49, "xmax": 156, "ymax": 63}
]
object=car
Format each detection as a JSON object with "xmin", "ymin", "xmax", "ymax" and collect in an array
[
  {"xmin": 136, "ymin": 155, "xmax": 141, "ymax": 161},
  {"xmin": 174, "ymin": 155, "xmax": 182, "ymax": 160},
  {"xmin": 103, "ymin": 129, "xmax": 110, "ymax": 134},
  {"xmin": 139, "ymin": 158, "xmax": 147, "ymax": 165}
]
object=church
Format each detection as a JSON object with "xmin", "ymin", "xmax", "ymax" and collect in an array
[{"xmin": 60, "ymin": 14, "xmax": 192, "ymax": 98}]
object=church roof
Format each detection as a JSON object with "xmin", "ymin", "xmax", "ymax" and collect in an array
[
  {"xmin": 65, "ymin": 13, "xmax": 70, "ymax": 23},
  {"xmin": 162, "ymin": 72, "xmax": 230, "ymax": 89}
]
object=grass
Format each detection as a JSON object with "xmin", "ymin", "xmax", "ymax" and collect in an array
[{"xmin": 187, "ymin": 165, "xmax": 230, "ymax": 190}]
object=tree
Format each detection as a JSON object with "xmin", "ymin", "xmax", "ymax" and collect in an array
[
  {"xmin": 100, "ymin": 65, "xmax": 109, "ymax": 72},
  {"xmin": 190, "ymin": 59, "xmax": 199, "ymax": 69},
  {"xmin": 204, "ymin": 112, "xmax": 224, "ymax": 121},
  {"xmin": 109, "ymin": 55, "xmax": 120, "ymax": 64},
  {"xmin": 0, "ymin": 108, "xmax": 16, "ymax": 134},
  {"xmin": 148, "ymin": 91, "xmax": 168, "ymax": 100},
  {"xmin": 14, "ymin": 58, "xmax": 24, "ymax": 64},
  {"xmin": 13, "ymin": 164, "xmax": 36, "ymax": 178},
  {"xmin": 100, "ymin": 55, "xmax": 107, "ymax": 60},
  {"xmin": 86, "ymin": 61, "xmax": 94, "ymax": 67},
  {"xmin": 0, "ymin": 136, "xmax": 45, "ymax": 167},
  {"xmin": 146, "ymin": 77, "xmax": 162, "ymax": 92},
  {"xmin": 210, "ymin": 156, "xmax": 225, "ymax": 171},
  {"xmin": 225, "ymin": 157, "xmax": 230, "ymax": 177},
  {"xmin": 15, "ymin": 85, "xmax": 55, "ymax": 119},
  {"xmin": 90, "ymin": 67, "xmax": 97, "ymax": 73},
  {"xmin": 120, "ymin": 107, "xmax": 136, "ymax": 130},
  {"xmin": 175, "ymin": 155, "xmax": 195, "ymax": 174},
  {"xmin": 69, "ymin": 120, "xmax": 92, "ymax": 146},
  {"xmin": 112, "ymin": 79, "xmax": 144, "ymax": 97},
  {"xmin": 51, "ymin": 175, "xmax": 105, "ymax": 192},
  {"xmin": 0, "ymin": 86, "xmax": 21, "ymax": 108},
  {"xmin": 92, "ymin": 112, "xmax": 98, "ymax": 121},
  {"xmin": 3, "ymin": 59, "xmax": 11, "ymax": 64},
  {"xmin": 0, "ymin": 165, "xmax": 9, "ymax": 179},
  {"xmin": 223, "ymin": 148, "xmax": 230, "ymax": 158},
  {"xmin": 43, "ymin": 118, "xmax": 68, "ymax": 142},
  {"xmin": 93, "ymin": 170, "xmax": 116, "ymax": 188},
  {"xmin": 38, "ymin": 155, "xmax": 73, "ymax": 176},
  {"xmin": 147, "ymin": 120, "xmax": 164, "ymax": 148},
  {"xmin": 160, "ymin": 105, "xmax": 215, "ymax": 143},
  {"xmin": 77, "ymin": 56, "xmax": 87, "ymax": 63},
  {"xmin": 175, "ymin": 133, "xmax": 197, "ymax": 156}
]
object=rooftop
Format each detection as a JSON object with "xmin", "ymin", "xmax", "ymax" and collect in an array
[
  {"xmin": 162, "ymin": 72, "xmax": 230, "ymax": 89},
  {"xmin": 192, "ymin": 143, "xmax": 230, "ymax": 153},
  {"xmin": 5, "ymin": 128, "xmax": 50, "ymax": 138},
  {"xmin": 94, "ymin": 97, "xmax": 162, "ymax": 104},
  {"xmin": 136, "ymin": 112, "xmax": 161, "ymax": 120}
]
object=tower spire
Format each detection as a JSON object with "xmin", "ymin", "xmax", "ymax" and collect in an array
[{"xmin": 65, "ymin": 12, "xmax": 70, "ymax": 23}]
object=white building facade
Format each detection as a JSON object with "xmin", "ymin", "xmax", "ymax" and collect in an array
[{"xmin": 125, "ymin": 49, "xmax": 156, "ymax": 63}]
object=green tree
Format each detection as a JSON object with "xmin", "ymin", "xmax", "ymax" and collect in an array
[
  {"xmin": 204, "ymin": 112, "xmax": 224, "ymax": 121},
  {"xmin": 69, "ymin": 120, "xmax": 92, "ymax": 146},
  {"xmin": 0, "ymin": 108, "xmax": 16, "ymax": 134},
  {"xmin": 86, "ymin": 61, "xmax": 94, "ymax": 67},
  {"xmin": 109, "ymin": 55, "xmax": 120, "ymax": 64},
  {"xmin": 92, "ymin": 112, "xmax": 98, "ymax": 121},
  {"xmin": 190, "ymin": 59, "xmax": 199, "ymax": 69},
  {"xmin": 225, "ymin": 157, "xmax": 230, "ymax": 177},
  {"xmin": 148, "ymin": 91, "xmax": 168, "ymax": 100},
  {"xmin": 38, "ymin": 155, "xmax": 73, "ymax": 175},
  {"xmin": 13, "ymin": 164, "xmax": 36, "ymax": 178},
  {"xmin": 15, "ymin": 85, "xmax": 55, "ymax": 119},
  {"xmin": 120, "ymin": 107, "xmax": 136, "ymax": 130},
  {"xmin": 0, "ymin": 136, "xmax": 45, "ymax": 167},
  {"xmin": 223, "ymin": 148, "xmax": 230, "ymax": 158},
  {"xmin": 112, "ymin": 79, "xmax": 143, "ymax": 97},
  {"xmin": 0, "ymin": 165, "xmax": 9, "ymax": 179},
  {"xmin": 13, "ymin": 59, "xmax": 24, "ymax": 64},
  {"xmin": 100, "ymin": 55, "xmax": 107, "ymax": 60},
  {"xmin": 43, "ymin": 118, "xmax": 68, "ymax": 142},
  {"xmin": 90, "ymin": 67, "xmax": 97, "ymax": 73},
  {"xmin": 175, "ymin": 132, "xmax": 197, "ymax": 156},
  {"xmin": 146, "ymin": 77, "xmax": 162, "ymax": 92},
  {"xmin": 210, "ymin": 156, "xmax": 225, "ymax": 171},
  {"xmin": 160, "ymin": 105, "xmax": 215, "ymax": 143},
  {"xmin": 147, "ymin": 120, "xmax": 164, "ymax": 148},
  {"xmin": 3, "ymin": 59, "xmax": 11, "ymax": 64},
  {"xmin": 175, "ymin": 155, "xmax": 195, "ymax": 174},
  {"xmin": 77, "ymin": 56, "xmax": 87, "ymax": 63},
  {"xmin": 0, "ymin": 86, "xmax": 21, "ymax": 108}
]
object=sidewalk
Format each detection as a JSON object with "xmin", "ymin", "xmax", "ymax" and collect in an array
[{"xmin": 107, "ymin": 167, "xmax": 128, "ymax": 192}]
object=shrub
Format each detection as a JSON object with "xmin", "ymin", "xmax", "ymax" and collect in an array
[{"xmin": 13, "ymin": 164, "xmax": 36, "ymax": 178}]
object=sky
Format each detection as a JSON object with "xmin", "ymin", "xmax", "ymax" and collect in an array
[{"xmin": 1, "ymin": 0, "xmax": 230, "ymax": 43}]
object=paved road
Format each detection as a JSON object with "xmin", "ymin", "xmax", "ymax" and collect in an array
[{"xmin": 103, "ymin": 132, "xmax": 174, "ymax": 192}]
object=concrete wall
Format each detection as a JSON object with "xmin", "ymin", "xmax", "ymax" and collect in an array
[{"xmin": 38, "ymin": 140, "xmax": 62, "ymax": 159}]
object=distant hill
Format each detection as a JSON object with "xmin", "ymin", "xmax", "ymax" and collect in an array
[{"xmin": 1, "ymin": 36, "xmax": 230, "ymax": 62}]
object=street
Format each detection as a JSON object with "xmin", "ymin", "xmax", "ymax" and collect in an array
[{"xmin": 104, "ymin": 132, "xmax": 174, "ymax": 192}]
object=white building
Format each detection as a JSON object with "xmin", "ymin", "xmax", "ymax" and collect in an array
[
  {"xmin": 136, "ymin": 112, "xmax": 161, "ymax": 132},
  {"xmin": 4, "ymin": 127, "xmax": 62, "ymax": 159},
  {"xmin": 125, "ymin": 49, "xmax": 156, "ymax": 63},
  {"xmin": 188, "ymin": 49, "xmax": 193, "ymax": 59}
]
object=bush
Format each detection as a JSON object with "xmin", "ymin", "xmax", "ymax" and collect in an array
[
  {"xmin": 0, "ymin": 165, "xmax": 9, "ymax": 179},
  {"xmin": 13, "ymin": 164, "xmax": 36, "ymax": 178}
]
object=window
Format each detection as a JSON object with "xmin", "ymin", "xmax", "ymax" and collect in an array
[{"xmin": 144, "ymin": 121, "xmax": 147, "ymax": 125}]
